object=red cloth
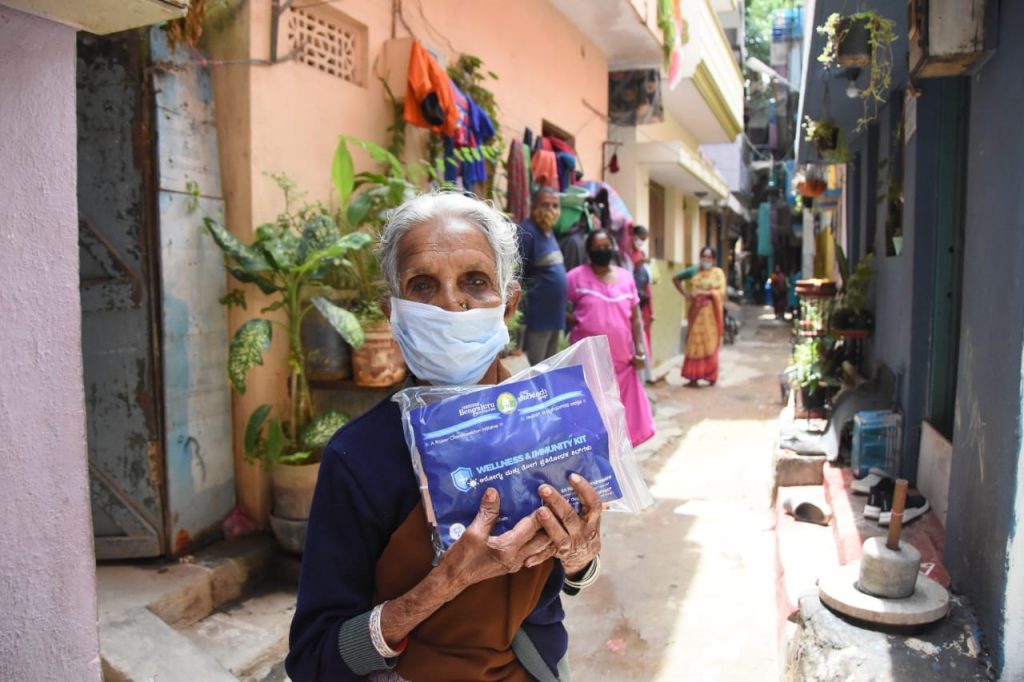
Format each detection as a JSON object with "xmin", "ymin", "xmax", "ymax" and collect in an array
[
  {"xmin": 547, "ymin": 136, "xmax": 578, "ymax": 157},
  {"xmin": 403, "ymin": 40, "xmax": 458, "ymax": 136},
  {"xmin": 531, "ymin": 150, "xmax": 559, "ymax": 189},
  {"xmin": 681, "ymin": 292, "xmax": 723, "ymax": 383},
  {"xmin": 682, "ymin": 353, "xmax": 720, "ymax": 384},
  {"xmin": 506, "ymin": 139, "xmax": 530, "ymax": 225}
]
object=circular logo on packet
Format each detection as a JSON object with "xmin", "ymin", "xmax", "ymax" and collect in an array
[
  {"xmin": 496, "ymin": 392, "xmax": 518, "ymax": 414},
  {"xmin": 449, "ymin": 523, "xmax": 466, "ymax": 541}
]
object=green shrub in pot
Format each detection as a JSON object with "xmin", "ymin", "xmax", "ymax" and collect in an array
[{"xmin": 204, "ymin": 175, "xmax": 369, "ymax": 468}]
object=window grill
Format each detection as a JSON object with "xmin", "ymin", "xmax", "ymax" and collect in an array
[{"xmin": 287, "ymin": 6, "xmax": 366, "ymax": 86}]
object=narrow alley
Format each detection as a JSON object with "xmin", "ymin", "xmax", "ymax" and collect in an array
[
  {"xmin": 564, "ymin": 304, "xmax": 791, "ymax": 680},
  {"xmin": 7, "ymin": 1, "xmax": 1024, "ymax": 680}
]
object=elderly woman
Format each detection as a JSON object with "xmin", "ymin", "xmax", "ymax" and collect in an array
[{"xmin": 285, "ymin": 193, "xmax": 603, "ymax": 682}]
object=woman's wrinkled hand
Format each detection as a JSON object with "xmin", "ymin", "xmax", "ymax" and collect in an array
[
  {"xmin": 438, "ymin": 488, "xmax": 556, "ymax": 597},
  {"xmin": 534, "ymin": 474, "xmax": 603, "ymax": 576}
]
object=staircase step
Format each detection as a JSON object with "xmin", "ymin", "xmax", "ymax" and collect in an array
[
  {"xmin": 98, "ymin": 535, "xmax": 282, "ymax": 680},
  {"xmin": 182, "ymin": 584, "xmax": 296, "ymax": 681},
  {"xmin": 100, "ymin": 607, "xmax": 236, "ymax": 682}
]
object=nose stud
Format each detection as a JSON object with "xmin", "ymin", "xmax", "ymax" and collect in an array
[{"xmin": 460, "ymin": 302, "xmax": 469, "ymax": 310}]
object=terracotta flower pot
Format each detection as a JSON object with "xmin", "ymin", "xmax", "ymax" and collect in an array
[
  {"xmin": 799, "ymin": 178, "xmax": 827, "ymax": 197},
  {"xmin": 271, "ymin": 461, "xmax": 320, "ymax": 520},
  {"xmin": 352, "ymin": 320, "xmax": 407, "ymax": 387},
  {"xmin": 269, "ymin": 461, "xmax": 320, "ymax": 554}
]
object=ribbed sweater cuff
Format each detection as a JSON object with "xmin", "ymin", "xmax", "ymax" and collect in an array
[{"xmin": 337, "ymin": 610, "xmax": 397, "ymax": 675}]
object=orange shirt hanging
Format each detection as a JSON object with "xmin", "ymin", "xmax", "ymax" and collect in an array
[{"xmin": 403, "ymin": 40, "xmax": 459, "ymax": 136}]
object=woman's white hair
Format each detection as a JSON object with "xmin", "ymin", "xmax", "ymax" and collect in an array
[{"xmin": 379, "ymin": 192, "xmax": 521, "ymax": 302}]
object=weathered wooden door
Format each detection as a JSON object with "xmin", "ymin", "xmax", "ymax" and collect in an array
[
  {"xmin": 150, "ymin": 29, "xmax": 235, "ymax": 554},
  {"xmin": 78, "ymin": 34, "xmax": 166, "ymax": 558}
]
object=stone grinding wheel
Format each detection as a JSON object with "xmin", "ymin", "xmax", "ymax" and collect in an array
[
  {"xmin": 818, "ymin": 564, "xmax": 950, "ymax": 626},
  {"xmin": 817, "ymin": 479, "xmax": 950, "ymax": 626}
]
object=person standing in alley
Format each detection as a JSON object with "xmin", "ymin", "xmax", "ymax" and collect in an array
[
  {"xmin": 674, "ymin": 246, "xmax": 726, "ymax": 387},
  {"xmin": 630, "ymin": 225, "xmax": 655, "ymax": 382},
  {"xmin": 770, "ymin": 263, "xmax": 789, "ymax": 320},
  {"xmin": 521, "ymin": 187, "xmax": 569, "ymax": 365},
  {"xmin": 566, "ymin": 229, "xmax": 655, "ymax": 446}
]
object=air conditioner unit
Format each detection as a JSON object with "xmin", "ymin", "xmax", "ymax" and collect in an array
[
  {"xmin": 908, "ymin": 0, "xmax": 992, "ymax": 78},
  {"xmin": 5, "ymin": 0, "xmax": 188, "ymax": 35}
]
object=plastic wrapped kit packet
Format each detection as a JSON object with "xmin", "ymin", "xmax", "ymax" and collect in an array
[{"xmin": 392, "ymin": 335, "xmax": 654, "ymax": 556}]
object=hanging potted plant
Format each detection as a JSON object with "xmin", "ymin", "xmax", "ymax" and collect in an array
[
  {"xmin": 797, "ymin": 171, "xmax": 827, "ymax": 198},
  {"xmin": 804, "ymin": 117, "xmax": 839, "ymax": 154},
  {"xmin": 204, "ymin": 177, "xmax": 370, "ymax": 552},
  {"xmin": 818, "ymin": 11, "xmax": 898, "ymax": 130}
]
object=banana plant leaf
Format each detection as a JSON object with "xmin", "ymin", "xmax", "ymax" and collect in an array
[
  {"xmin": 205, "ymin": 217, "xmax": 272, "ymax": 273},
  {"xmin": 332, "ymin": 137, "xmax": 355, "ymax": 208},
  {"xmin": 244, "ymin": 404, "xmax": 273, "ymax": 455},
  {"xmin": 299, "ymin": 213, "xmax": 339, "ymax": 264},
  {"xmin": 260, "ymin": 233, "xmax": 301, "ymax": 271},
  {"xmin": 266, "ymin": 418, "xmax": 284, "ymax": 460},
  {"xmin": 312, "ymin": 296, "xmax": 365, "ymax": 349},
  {"xmin": 301, "ymin": 232, "xmax": 372, "ymax": 275},
  {"xmin": 346, "ymin": 190, "xmax": 377, "ymax": 228},
  {"xmin": 278, "ymin": 451, "xmax": 314, "ymax": 465},
  {"xmin": 300, "ymin": 409, "xmax": 351, "ymax": 450},
  {"xmin": 347, "ymin": 137, "xmax": 404, "ymax": 178},
  {"xmin": 226, "ymin": 265, "xmax": 279, "ymax": 295},
  {"xmin": 228, "ymin": 319, "xmax": 272, "ymax": 394}
]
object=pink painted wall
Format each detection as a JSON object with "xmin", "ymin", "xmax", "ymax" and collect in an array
[{"xmin": 0, "ymin": 6, "xmax": 101, "ymax": 680}]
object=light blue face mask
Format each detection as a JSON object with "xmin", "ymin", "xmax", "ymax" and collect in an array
[{"xmin": 390, "ymin": 297, "xmax": 510, "ymax": 386}]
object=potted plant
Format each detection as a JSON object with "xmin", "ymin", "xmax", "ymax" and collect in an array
[
  {"xmin": 832, "ymin": 249, "xmax": 875, "ymax": 331},
  {"xmin": 329, "ymin": 135, "xmax": 457, "ymax": 387},
  {"xmin": 803, "ymin": 117, "xmax": 839, "ymax": 154},
  {"xmin": 798, "ymin": 173, "xmax": 827, "ymax": 198},
  {"xmin": 789, "ymin": 338, "xmax": 839, "ymax": 411},
  {"xmin": 204, "ymin": 176, "xmax": 371, "ymax": 552},
  {"xmin": 818, "ymin": 11, "xmax": 898, "ymax": 130}
]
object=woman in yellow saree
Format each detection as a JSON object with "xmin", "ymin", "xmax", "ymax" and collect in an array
[{"xmin": 673, "ymin": 247, "xmax": 727, "ymax": 386}]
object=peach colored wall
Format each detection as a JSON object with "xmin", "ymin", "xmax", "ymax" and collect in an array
[
  {"xmin": 208, "ymin": 0, "xmax": 609, "ymax": 523},
  {"xmin": 246, "ymin": 0, "xmax": 609, "ymax": 219},
  {"xmin": 0, "ymin": 7, "xmax": 101, "ymax": 680}
]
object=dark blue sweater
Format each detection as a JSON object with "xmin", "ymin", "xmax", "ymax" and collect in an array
[{"xmin": 285, "ymin": 398, "xmax": 569, "ymax": 681}]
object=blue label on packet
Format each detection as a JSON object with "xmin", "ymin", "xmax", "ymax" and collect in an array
[{"xmin": 411, "ymin": 365, "xmax": 622, "ymax": 549}]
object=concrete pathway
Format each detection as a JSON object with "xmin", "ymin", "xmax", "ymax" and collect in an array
[{"xmin": 563, "ymin": 304, "xmax": 792, "ymax": 681}]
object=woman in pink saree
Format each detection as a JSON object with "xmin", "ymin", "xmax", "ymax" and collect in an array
[
  {"xmin": 674, "ymin": 247, "xmax": 726, "ymax": 386},
  {"xmin": 566, "ymin": 230, "xmax": 656, "ymax": 447}
]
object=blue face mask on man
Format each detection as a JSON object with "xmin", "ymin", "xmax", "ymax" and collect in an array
[{"xmin": 389, "ymin": 297, "xmax": 510, "ymax": 385}]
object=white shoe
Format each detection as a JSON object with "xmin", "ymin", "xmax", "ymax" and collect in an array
[{"xmin": 851, "ymin": 468, "xmax": 891, "ymax": 495}]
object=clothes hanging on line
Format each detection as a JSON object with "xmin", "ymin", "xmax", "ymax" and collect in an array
[
  {"xmin": 532, "ymin": 150, "xmax": 559, "ymax": 190},
  {"xmin": 555, "ymin": 152, "xmax": 576, "ymax": 192},
  {"xmin": 506, "ymin": 139, "xmax": 531, "ymax": 225},
  {"xmin": 443, "ymin": 83, "xmax": 495, "ymax": 187},
  {"xmin": 403, "ymin": 39, "xmax": 458, "ymax": 136}
]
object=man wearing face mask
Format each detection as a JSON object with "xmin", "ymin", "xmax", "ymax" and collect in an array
[
  {"xmin": 287, "ymin": 193, "xmax": 603, "ymax": 682},
  {"xmin": 520, "ymin": 187, "xmax": 570, "ymax": 365}
]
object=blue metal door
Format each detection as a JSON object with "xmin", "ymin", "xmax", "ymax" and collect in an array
[{"xmin": 78, "ymin": 34, "xmax": 165, "ymax": 558}]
